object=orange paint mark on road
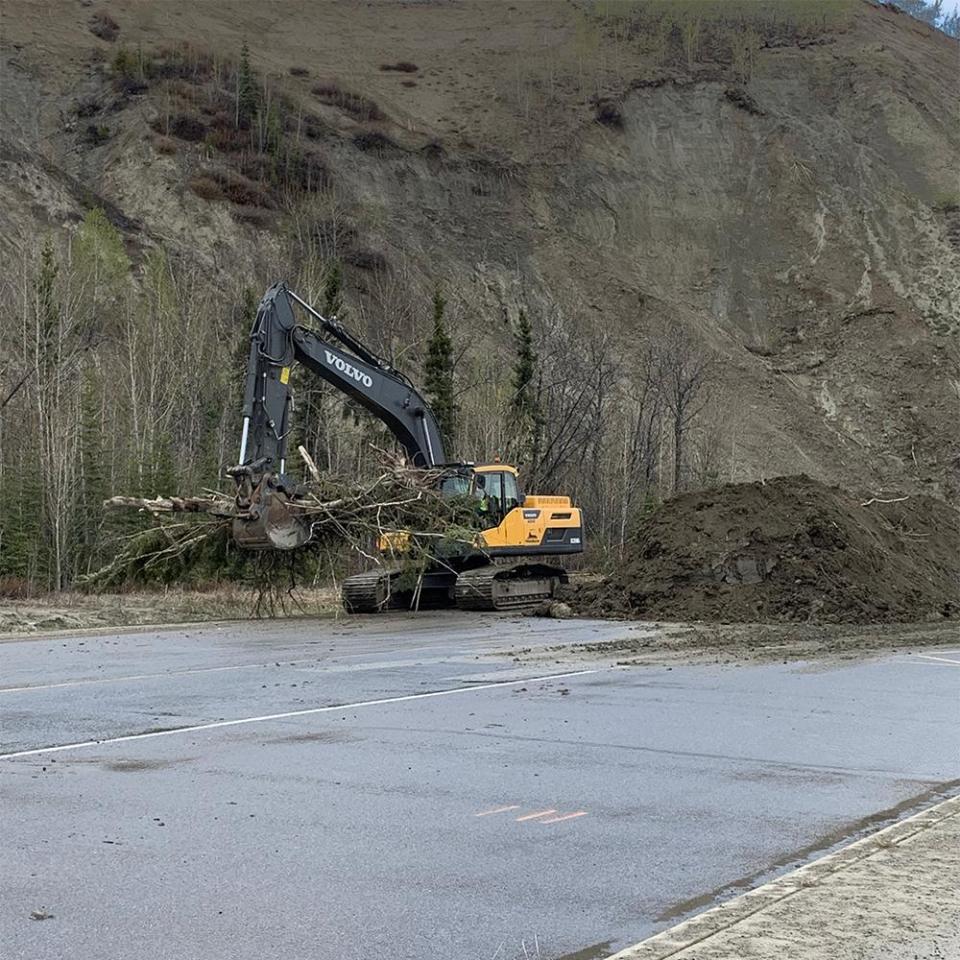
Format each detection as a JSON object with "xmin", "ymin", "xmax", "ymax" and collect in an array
[
  {"xmin": 515, "ymin": 809, "xmax": 557, "ymax": 821},
  {"xmin": 475, "ymin": 805, "xmax": 520, "ymax": 817},
  {"xmin": 539, "ymin": 811, "xmax": 588, "ymax": 824}
]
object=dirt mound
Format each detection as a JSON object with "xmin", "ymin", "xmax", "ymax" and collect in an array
[{"xmin": 581, "ymin": 476, "xmax": 960, "ymax": 624}]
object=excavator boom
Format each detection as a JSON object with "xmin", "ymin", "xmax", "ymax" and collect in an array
[{"xmin": 231, "ymin": 282, "xmax": 445, "ymax": 548}]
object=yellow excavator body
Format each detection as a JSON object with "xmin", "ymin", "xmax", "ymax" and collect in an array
[{"xmin": 376, "ymin": 463, "xmax": 582, "ymax": 557}]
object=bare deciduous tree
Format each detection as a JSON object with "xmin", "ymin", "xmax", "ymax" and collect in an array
[{"xmin": 653, "ymin": 327, "xmax": 715, "ymax": 493}]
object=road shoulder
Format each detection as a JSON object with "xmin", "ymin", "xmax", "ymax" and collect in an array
[{"xmin": 611, "ymin": 794, "xmax": 960, "ymax": 960}]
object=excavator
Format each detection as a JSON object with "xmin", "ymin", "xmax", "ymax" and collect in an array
[{"xmin": 228, "ymin": 281, "xmax": 583, "ymax": 613}]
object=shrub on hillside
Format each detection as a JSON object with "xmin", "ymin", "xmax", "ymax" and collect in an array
[
  {"xmin": 151, "ymin": 112, "xmax": 207, "ymax": 142},
  {"xmin": 89, "ymin": 11, "xmax": 120, "ymax": 42},
  {"xmin": 380, "ymin": 61, "xmax": 418, "ymax": 73},
  {"xmin": 231, "ymin": 205, "xmax": 275, "ymax": 228},
  {"xmin": 311, "ymin": 82, "xmax": 385, "ymax": 121},
  {"xmin": 81, "ymin": 123, "xmax": 112, "ymax": 146},
  {"xmin": 188, "ymin": 175, "xmax": 225, "ymax": 202},
  {"xmin": 593, "ymin": 98, "xmax": 624, "ymax": 128},
  {"xmin": 152, "ymin": 135, "xmax": 178, "ymax": 155},
  {"xmin": 352, "ymin": 130, "xmax": 401, "ymax": 156}
]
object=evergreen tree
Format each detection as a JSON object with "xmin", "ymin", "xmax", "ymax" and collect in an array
[
  {"xmin": 509, "ymin": 310, "xmax": 545, "ymax": 480},
  {"xmin": 323, "ymin": 261, "xmax": 344, "ymax": 317},
  {"xmin": 236, "ymin": 40, "xmax": 259, "ymax": 129},
  {"xmin": 510, "ymin": 309, "xmax": 536, "ymax": 416},
  {"xmin": 423, "ymin": 288, "xmax": 456, "ymax": 447}
]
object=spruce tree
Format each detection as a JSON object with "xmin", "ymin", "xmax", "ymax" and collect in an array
[
  {"xmin": 323, "ymin": 261, "xmax": 344, "ymax": 317},
  {"xmin": 424, "ymin": 288, "xmax": 456, "ymax": 448},
  {"xmin": 511, "ymin": 309, "xmax": 536, "ymax": 416},
  {"xmin": 236, "ymin": 40, "xmax": 259, "ymax": 129},
  {"xmin": 509, "ymin": 309, "xmax": 544, "ymax": 479}
]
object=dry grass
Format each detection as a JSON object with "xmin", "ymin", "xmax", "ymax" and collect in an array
[
  {"xmin": 0, "ymin": 586, "xmax": 341, "ymax": 635},
  {"xmin": 231, "ymin": 204, "xmax": 275, "ymax": 228},
  {"xmin": 152, "ymin": 134, "xmax": 178, "ymax": 154}
]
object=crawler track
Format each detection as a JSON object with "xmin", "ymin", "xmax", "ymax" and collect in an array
[{"xmin": 454, "ymin": 562, "xmax": 564, "ymax": 612}]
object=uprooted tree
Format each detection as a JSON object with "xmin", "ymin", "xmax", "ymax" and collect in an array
[{"xmin": 89, "ymin": 449, "xmax": 484, "ymax": 611}]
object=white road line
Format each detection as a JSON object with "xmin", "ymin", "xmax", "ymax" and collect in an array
[
  {"xmin": 914, "ymin": 653, "xmax": 960, "ymax": 666},
  {"xmin": 0, "ymin": 668, "xmax": 601, "ymax": 760},
  {"xmin": 896, "ymin": 658, "xmax": 960, "ymax": 668}
]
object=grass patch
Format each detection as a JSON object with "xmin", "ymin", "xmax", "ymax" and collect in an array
[
  {"xmin": 593, "ymin": 0, "xmax": 855, "ymax": 78},
  {"xmin": 933, "ymin": 193, "xmax": 960, "ymax": 213}
]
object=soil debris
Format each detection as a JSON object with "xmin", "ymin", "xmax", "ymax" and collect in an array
[{"xmin": 575, "ymin": 476, "xmax": 960, "ymax": 625}]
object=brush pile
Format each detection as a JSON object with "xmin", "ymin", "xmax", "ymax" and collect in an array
[{"xmin": 88, "ymin": 453, "xmax": 480, "ymax": 596}]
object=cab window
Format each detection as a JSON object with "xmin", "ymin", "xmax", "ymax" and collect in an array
[
  {"xmin": 440, "ymin": 474, "xmax": 471, "ymax": 497},
  {"xmin": 501, "ymin": 472, "xmax": 521, "ymax": 511}
]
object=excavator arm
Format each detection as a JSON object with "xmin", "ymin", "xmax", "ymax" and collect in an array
[{"xmin": 230, "ymin": 281, "xmax": 446, "ymax": 548}]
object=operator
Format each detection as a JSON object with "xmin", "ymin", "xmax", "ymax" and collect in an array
[{"xmin": 475, "ymin": 474, "xmax": 491, "ymax": 516}]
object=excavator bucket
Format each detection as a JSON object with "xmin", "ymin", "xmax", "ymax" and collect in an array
[{"xmin": 232, "ymin": 484, "xmax": 312, "ymax": 551}]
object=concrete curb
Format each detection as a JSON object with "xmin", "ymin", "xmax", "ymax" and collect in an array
[{"xmin": 609, "ymin": 793, "xmax": 960, "ymax": 959}]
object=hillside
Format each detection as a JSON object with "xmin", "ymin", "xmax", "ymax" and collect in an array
[{"xmin": 0, "ymin": 0, "xmax": 957, "ymax": 587}]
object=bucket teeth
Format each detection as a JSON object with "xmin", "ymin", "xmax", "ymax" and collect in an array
[{"xmin": 232, "ymin": 491, "xmax": 311, "ymax": 550}]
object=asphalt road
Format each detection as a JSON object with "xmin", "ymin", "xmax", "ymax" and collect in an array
[{"xmin": 2, "ymin": 614, "xmax": 958, "ymax": 960}]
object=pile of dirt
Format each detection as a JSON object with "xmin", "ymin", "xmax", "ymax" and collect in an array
[{"xmin": 579, "ymin": 475, "xmax": 960, "ymax": 624}]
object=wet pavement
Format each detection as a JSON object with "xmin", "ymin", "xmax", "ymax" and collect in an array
[{"xmin": 2, "ymin": 614, "xmax": 958, "ymax": 960}]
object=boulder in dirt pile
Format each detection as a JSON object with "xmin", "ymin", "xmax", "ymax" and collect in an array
[{"xmin": 585, "ymin": 475, "xmax": 960, "ymax": 624}]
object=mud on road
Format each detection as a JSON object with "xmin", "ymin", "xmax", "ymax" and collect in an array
[{"xmin": 511, "ymin": 619, "xmax": 960, "ymax": 668}]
